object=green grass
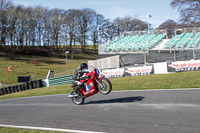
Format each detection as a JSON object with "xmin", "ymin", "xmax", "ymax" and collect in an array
[
  {"xmin": 0, "ymin": 52, "xmax": 97, "ymax": 84},
  {"xmin": 0, "ymin": 127, "xmax": 64, "ymax": 133},
  {"xmin": 111, "ymin": 71, "xmax": 200, "ymax": 90},
  {"xmin": 62, "ymin": 44, "xmax": 97, "ymax": 50},
  {"xmin": 1, "ymin": 71, "xmax": 200, "ymax": 100}
]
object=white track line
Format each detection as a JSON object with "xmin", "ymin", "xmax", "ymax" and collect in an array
[{"xmin": 0, "ymin": 124, "xmax": 107, "ymax": 133}]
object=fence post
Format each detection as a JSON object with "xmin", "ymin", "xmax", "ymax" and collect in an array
[
  {"xmin": 28, "ymin": 81, "xmax": 33, "ymax": 89},
  {"xmin": 8, "ymin": 86, "xmax": 12, "ymax": 94},
  {"xmin": 32, "ymin": 80, "xmax": 36, "ymax": 89},
  {"xmin": 4, "ymin": 87, "xmax": 9, "ymax": 94},
  {"xmin": 17, "ymin": 85, "xmax": 21, "ymax": 92},
  {"xmin": 1, "ymin": 88, "xmax": 5, "ymax": 95},
  {"xmin": 15, "ymin": 85, "xmax": 19, "ymax": 92},
  {"xmin": 0, "ymin": 88, "xmax": 2, "ymax": 96}
]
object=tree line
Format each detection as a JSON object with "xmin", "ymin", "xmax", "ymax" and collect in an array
[
  {"xmin": 1, "ymin": 0, "xmax": 199, "ymax": 55},
  {"xmin": 159, "ymin": 0, "xmax": 200, "ymax": 38},
  {"xmin": 0, "ymin": 0, "xmax": 148, "ymax": 53}
]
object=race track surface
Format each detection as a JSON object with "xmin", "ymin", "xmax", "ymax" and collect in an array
[{"xmin": 0, "ymin": 89, "xmax": 200, "ymax": 133}]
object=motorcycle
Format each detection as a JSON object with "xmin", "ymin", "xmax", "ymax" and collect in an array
[{"xmin": 68, "ymin": 68, "xmax": 112, "ymax": 105}]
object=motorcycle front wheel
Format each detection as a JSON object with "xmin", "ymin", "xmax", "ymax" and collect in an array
[
  {"xmin": 71, "ymin": 91, "xmax": 85, "ymax": 105},
  {"xmin": 98, "ymin": 78, "xmax": 112, "ymax": 95}
]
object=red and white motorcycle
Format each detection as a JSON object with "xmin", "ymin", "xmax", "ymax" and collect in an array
[{"xmin": 68, "ymin": 68, "xmax": 112, "ymax": 105}]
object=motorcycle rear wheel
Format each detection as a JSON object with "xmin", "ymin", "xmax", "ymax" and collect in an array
[
  {"xmin": 71, "ymin": 91, "xmax": 85, "ymax": 105},
  {"xmin": 98, "ymin": 78, "xmax": 112, "ymax": 95}
]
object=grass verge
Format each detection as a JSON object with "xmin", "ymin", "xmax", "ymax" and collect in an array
[
  {"xmin": 1, "ymin": 71, "xmax": 200, "ymax": 100},
  {"xmin": 111, "ymin": 70, "xmax": 200, "ymax": 90},
  {"xmin": 0, "ymin": 52, "xmax": 97, "ymax": 84},
  {"xmin": 0, "ymin": 84, "xmax": 71, "ymax": 100}
]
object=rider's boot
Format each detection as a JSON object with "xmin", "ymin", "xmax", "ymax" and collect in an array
[
  {"xmin": 68, "ymin": 86, "xmax": 81, "ymax": 98},
  {"xmin": 74, "ymin": 86, "xmax": 81, "ymax": 93}
]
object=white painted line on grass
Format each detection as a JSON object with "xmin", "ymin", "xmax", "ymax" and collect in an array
[{"xmin": 0, "ymin": 124, "xmax": 107, "ymax": 133}]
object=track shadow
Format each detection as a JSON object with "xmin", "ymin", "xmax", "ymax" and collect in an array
[{"xmin": 85, "ymin": 96, "xmax": 145, "ymax": 105}]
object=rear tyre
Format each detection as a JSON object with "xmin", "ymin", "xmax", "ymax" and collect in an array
[
  {"xmin": 98, "ymin": 78, "xmax": 112, "ymax": 95},
  {"xmin": 71, "ymin": 91, "xmax": 85, "ymax": 105}
]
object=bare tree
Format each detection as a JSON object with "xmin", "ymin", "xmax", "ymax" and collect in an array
[
  {"xmin": 113, "ymin": 17, "xmax": 124, "ymax": 36},
  {"xmin": 171, "ymin": 0, "xmax": 200, "ymax": 25},
  {"xmin": 50, "ymin": 9, "xmax": 64, "ymax": 47},
  {"xmin": 65, "ymin": 9, "xmax": 80, "ymax": 47},
  {"xmin": 7, "ymin": 5, "xmax": 17, "ymax": 49},
  {"xmin": 112, "ymin": 17, "xmax": 148, "ymax": 37},
  {"xmin": 101, "ymin": 19, "xmax": 115, "ymax": 41},
  {"xmin": 33, "ymin": 6, "xmax": 47, "ymax": 46},
  {"xmin": 78, "ymin": 8, "xmax": 96, "ymax": 52},
  {"xmin": 15, "ymin": 5, "xmax": 26, "ymax": 48},
  {"xmin": 43, "ymin": 9, "xmax": 53, "ymax": 46},
  {"xmin": 98, "ymin": 19, "xmax": 112, "ymax": 43},
  {"xmin": 90, "ymin": 13, "xmax": 105, "ymax": 52},
  {"xmin": 0, "ymin": 0, "xmax": 13, "ymax": 48},
  {"xmin": 158, "ymin": 20, "xmax": 177, "ymax": 38}
]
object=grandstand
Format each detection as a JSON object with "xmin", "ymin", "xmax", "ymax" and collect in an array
[
  {"xmin": 98, "ymin": 27, "xmax": 200, "ymax": 65},
  {"xmin": 165, "ymin": 32, "xmax": 200, "ymax": 49},
  {"xmin": 101, "ymin": 34, "xmax": 166, "ymax": 52}
]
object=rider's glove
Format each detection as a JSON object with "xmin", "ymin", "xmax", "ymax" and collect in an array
[
  {"xmin": 79, "ymin": 75, "xmax": 91, "ymax": 80},
  {"xmin": 79, "ymin": 76, "xmax": 86, "ymax": 80},
  {"xmin": 87, "ymin": 75, "xmax": 91, "ymax": 79}
]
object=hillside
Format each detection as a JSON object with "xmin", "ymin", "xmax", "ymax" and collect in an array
[{"xmin": 0, "ymin": 50, "xmax": 98, "ymax": 84}]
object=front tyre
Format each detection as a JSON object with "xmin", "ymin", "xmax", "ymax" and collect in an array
[
  {"xmin": 98, "ymin": 78, "xmax": 112, "ymax": 95},
  {"xmin": 71, "ymin": 91, "xmax": 85, "ymax": 105}
]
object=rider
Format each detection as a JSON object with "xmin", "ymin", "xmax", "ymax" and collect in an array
[{"xmin": 72, "ymin": 63, "xmax": 90, "ymax": 92}]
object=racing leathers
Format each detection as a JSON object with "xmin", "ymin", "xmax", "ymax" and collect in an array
[{"xmin": 72, "ymin": 66, "xmax": 88, "ymax": 92}]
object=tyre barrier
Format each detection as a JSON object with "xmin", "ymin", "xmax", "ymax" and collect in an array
[{"xmin": 0, "ymin": 79, "xmax": 43, "ymax": 96}]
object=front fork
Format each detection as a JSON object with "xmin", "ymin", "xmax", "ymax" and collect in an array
[{"xmin": 95, "ymin": 77, "xmax": 104, "ymax": 88}]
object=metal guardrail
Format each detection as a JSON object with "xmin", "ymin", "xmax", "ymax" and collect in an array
[{"xmin": 49, "ymin": 75, "xmax": 72, "ymax": 86}]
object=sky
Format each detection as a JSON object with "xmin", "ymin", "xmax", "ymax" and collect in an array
[{"xmin": 11, "ymin": 0, "xmax": 180, "ymax": 28}]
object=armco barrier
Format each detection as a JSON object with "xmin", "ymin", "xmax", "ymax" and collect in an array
[
  {"xmin": 49, "ymin": 75, "xmax": 72, "ymax": 86},
  {"xmin": 0, "ymin": 79, "xmax": 43, "ymax": 96}
]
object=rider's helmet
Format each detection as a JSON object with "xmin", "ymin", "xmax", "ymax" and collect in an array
[{"xmin": 80, "ymin": 63, "xmax": 88, "ymax": 70}]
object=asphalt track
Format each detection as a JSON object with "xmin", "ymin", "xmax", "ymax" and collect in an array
[{"xmin": 0, "ymin": 89, "xmax": 200, "ymax": 133}]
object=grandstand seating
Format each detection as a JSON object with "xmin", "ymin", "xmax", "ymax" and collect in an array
[
  {"xmin": 102, "ymin": 32, "xmax": 200, "ymax": 53},
  {"xmin": 102, "ymin": 34, "xmax": 165, "ymax": 52},
  {"xmin": 165, "ymin": 32, "xmax": 200, "ymax": 49}
]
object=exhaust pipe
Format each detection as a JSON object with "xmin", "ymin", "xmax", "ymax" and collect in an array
[
  {"xmin": 68, "ymin": 94, "xmax": 85, "ymax": 98},
  {"xmin": 68, "ymin": 95, "xmax": 74, "ymax": 98}
]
